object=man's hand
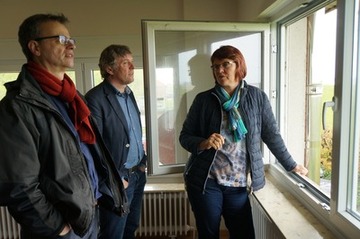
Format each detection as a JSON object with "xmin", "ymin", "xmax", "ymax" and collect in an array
[
  {"xmin": 59, "ymin": 224, "xmax": 71, "ymax": 236},
  {"xmin": 122, "ymin": 178, "xmax": 129, "ymax": 189}
]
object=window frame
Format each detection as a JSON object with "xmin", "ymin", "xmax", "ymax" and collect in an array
[
  {"xmin": 270, "ymin": 0, "xmax": 360, "ymax": 237},
  {"xmin": 141, "ymin": 20, "xmax": 271, "ymax": 175},
  {"xmin": 331, "ymin": 0, "xmax": 360, "ymax": 230}
]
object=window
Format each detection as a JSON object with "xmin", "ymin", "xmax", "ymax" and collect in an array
[
  {"xmin": 0, "ymin": 63, "xmax": 23, "ymax": 99},
  {"xmin": 0, "ymin": 72, "xmax": 18, "ymax": 100},
  {"xmin": 332, "ymin": 0, "xmax": 360, "ymax": 226},
  {"xmin": 278, "ymin": 1, "xmax": 336, "ymax": 199},
  {"xmin": 142, "ymin": 20, "xmax": 270, "ymax": 175},
  {"xmin": 273, "ymin": 0, "xmax": 360, "ymax": 237}
]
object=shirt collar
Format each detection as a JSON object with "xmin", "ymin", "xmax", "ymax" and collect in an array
[{"xmin": 108, "ymin": 83, "xmax": 132, "ymax": 97}]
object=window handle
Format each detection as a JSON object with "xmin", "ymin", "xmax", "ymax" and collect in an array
[
  {"xmin": 320, "ymin": 202, "xmax": 331, "ymax": 212},
  {"xmin": 322, "ymin": 98, "xmax": 335, "ymax": 130}
]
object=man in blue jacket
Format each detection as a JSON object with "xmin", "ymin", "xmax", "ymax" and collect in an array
[{"xmin": 85, "ymin": 44, "xmax": 147, "ymax": 239}]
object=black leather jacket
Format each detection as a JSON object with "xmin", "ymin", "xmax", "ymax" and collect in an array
[
  {"xmin": 0, "ymin": 65, "xmax": 127, "ymax": 238},
  {"xmin": 179, "ymin": 81, "xmax": 297, "ymax": 193}
]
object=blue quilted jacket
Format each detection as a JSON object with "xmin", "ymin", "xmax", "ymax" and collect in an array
[{"xmin": 179, "ymin": 80, "xmax": 297, "ymax": 193}]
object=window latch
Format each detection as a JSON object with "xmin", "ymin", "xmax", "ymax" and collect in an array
[
  {"xmin": 297, "ymin": 183, "xmax": 305, "ymax": 188},
  {"xmin": 320, "ymin": 202, "xmax": 331, "ymax": 212}
]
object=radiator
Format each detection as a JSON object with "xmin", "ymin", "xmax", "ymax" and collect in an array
[
  {"xmin": 0, "ymin": 189, "xmax": 285, "ymax": 239},
  {"xmin": 136, "ymin": 187, "xmax": 193, "ymax": 238},
  {"xmin": 250, "ymin": 194, "xmax": 285, "ymax": 239},
  {"xmin": 1, "ymin": 186, "xmax": 193, "ymax": 239},
  {"xmin": 0, "ymin": 207, "xmax": 20, "ymax": 239}
]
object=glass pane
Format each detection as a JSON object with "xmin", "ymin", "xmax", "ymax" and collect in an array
[
  {"xmin": 66, "ymin": 70, "xmax": 76, "ymax": 85},
  {"xmin": 91, "ymin": 69, "xmax": 102, "ymax": 87},
  {"xmin": 0, "ymin": 73, "xmax": 18, "ymax": 100},
  {"xmin": 143, "ymin": 21, "xmax": 270, "ymax": 175},
  {"xmin": 153, "ymin": 31, "xmax": 263, "ymax": 168},
  {"xmin": 283, "ymin": 5, "xmax": 336, "ymax": 198}
]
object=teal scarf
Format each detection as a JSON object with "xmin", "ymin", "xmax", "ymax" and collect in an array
[{"xmin": 215, "ymin": 83, "xmax": 247, "ymax": 142}]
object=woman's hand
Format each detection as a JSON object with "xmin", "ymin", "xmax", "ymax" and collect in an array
[
  {"xmin": 292, "ymin": 164, "xmax": 308, "ymax": 176},
  {"xmin": 198, "ymin": 133, "xmax": 225, "ymax": 150}
]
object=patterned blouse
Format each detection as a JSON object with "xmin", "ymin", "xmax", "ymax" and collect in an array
[{"xmin": 209, "ymin": 111, "xmax": 248, "ymax": 187}]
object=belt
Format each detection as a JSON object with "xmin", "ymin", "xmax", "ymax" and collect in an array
[{"xmin": 128, "ymin": 165, "xmax": 138, "ymax": 174}]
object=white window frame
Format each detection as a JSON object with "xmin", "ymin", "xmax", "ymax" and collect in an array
[
  {"xmin": 269, "ymin": 0, "xmax": 360, "ymax": 238},
  {"xmin": 141, "ymin": 20, "xmax": 271, "ymax": 175},
  {"xmin": 331, "ymin": 0, "xmax": 360, "ymax": 232}
]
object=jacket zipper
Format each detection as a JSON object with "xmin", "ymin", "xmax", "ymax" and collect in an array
[{"xmin": 200, "ymin": 93, "xmax": 223, "ymax": 194}]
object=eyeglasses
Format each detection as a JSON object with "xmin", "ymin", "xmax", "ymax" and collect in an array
[
  {"xmin": 33, "ymin": 35, "xmax": 76, "ymax": 45},
  {"xmin": 211, "ymin": 61, "xmax": 235, "ymax": 71}
]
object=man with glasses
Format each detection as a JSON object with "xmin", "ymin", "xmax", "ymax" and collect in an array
[{"xmin": 0, "ymin": 13, "xmax": 127, "ymax": 239}]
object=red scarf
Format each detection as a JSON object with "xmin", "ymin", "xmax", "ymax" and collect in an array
[{"xmin": 27, "ymin": 61, "xmax": 96, "ymax": 144}]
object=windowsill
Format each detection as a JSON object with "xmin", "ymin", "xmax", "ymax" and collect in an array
[
  {"xmin": 253, "ymin": 170, "xmax": 337, "ymax": 239},
  {"xmin": 146, "ymin": 172, "xmax": 185, "ymax": 184},
  {"xmin": 144, "ymin": 182, "xmax": 185, "ymax": 192},
  {"xmin": 144, "ymin": 170, "xmax": 341, "ymax": 238}
]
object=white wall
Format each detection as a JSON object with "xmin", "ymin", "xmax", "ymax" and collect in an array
[{"xmin": 0, "ymin": 0, "xmax": 281, "ymax": 61}]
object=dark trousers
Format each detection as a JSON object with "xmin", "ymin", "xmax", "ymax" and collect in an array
[
  {"xmin": 99, "ymin": 169, "xmax": 146, "ymax": 239},
  {"xmin": 186, "ymin": 178, "xmax": 255, "ymax": 239},
  {"xmin": 21, "ymin": 206, "xmax": 99, "ymax": 239}
]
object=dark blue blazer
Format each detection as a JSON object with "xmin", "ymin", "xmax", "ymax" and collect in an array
[{"xmin": 85, "ymin": 80, "xmax": 147, "ymax": 177}]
